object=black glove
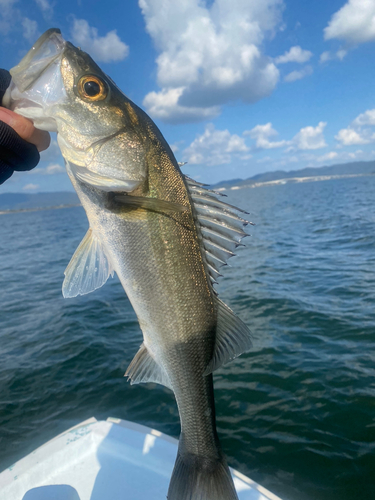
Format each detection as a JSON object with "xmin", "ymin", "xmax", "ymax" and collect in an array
[{"xmin": 0, "ymin": 69, "xmax": 40, "ymax": 184}]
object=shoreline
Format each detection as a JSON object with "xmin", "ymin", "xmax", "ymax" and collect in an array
[
  {"xmin": 0, "ymin": 203, "xmax": 82, "ymax": 215},
  {"xmin": 216, "ymin": 172, "xmax": 375, "ymax": 191},
  {"xmin": 1, "ymin": 172, "xmax": 374, "ymax": 212}
]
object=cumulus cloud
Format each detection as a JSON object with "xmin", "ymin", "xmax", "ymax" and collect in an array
[
  {"xmin": 284, "ymin": 65, "xmax": 313, "ymax": 82},
  {"xmin": 352, "ymin": 109, "xmax": 375, "ymax": 126},
  {"xmin": 335, "ymin": 128, "xmax": 369, "ymax": 145},
  {"xmin": 244, "ymin": 122, "xmax": 289, "ymax": 149},
  {"xmin": 140, "ymin": 0, "xmax": 283, "ymax": 123},
  {"xmin": 324, "ymin": 0, "xmax": 375, "ymax": 44},
  {"xmin": 22, "ymin": 17, "xmax": 39, "ymax": 43},
  {"xmin": 335, "ymin": 108, "xmax": 375, "ymax": 145},
  {"xmin": 143, "ymin": 88, "xmax": 220, "ymax": 124},
  {"xmin": 275, "ymin": 46, "xmax": 312, "ymax": 64},
  {"xmin": 71, "ymin": 18, "xmax": 129, "ymax": 63},
  {"xmin": 182, "ymin": 124, "xmax": 249, "ymax": 166},
  {"xmin": 291, "ymin": 122, "xmax": 327, "ymax": 150}
]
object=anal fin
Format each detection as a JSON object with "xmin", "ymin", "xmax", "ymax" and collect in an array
[
  {"xmin": 62, "ymin": 229, "xmax": 114, "ymax": 298},
  {"xmin": 204, "ymin": 298, "xmax": 252, "ymax": 375},
  {"xmin": 125, "ymin": 343, "xmax": 172, "ymax": 390}
]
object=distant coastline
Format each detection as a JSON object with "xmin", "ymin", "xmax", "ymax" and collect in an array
[
  {"xmin": 213, "ymin": 159, "xmax": 375, "ymax": 190},
  {"xmin": 215, "ymin": 172, "xmax": 375, "ymax": 191},
  {"xmin": 1, "ymin": 159, "xmax": 375, "ymax": 212},
  {"xmin": 0, "ymin": 204, "xmax": 81, "ymax": 215}
]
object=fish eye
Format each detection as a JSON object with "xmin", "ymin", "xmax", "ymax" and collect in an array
[{"xmin": 77, "ymin": 75, "xmax": 108, "ymax": 101}]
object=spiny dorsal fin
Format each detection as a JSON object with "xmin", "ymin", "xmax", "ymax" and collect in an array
[
  {"xmin": 62, "ymin": 229, "xmax": 114, "ymax": 298},
  {"xmin": 204, "ymin": 298, "xmax": 252, "ymax": 375},
  {"xmin": 125, "ymin": 343, "xmax": 172, "ymax": 391},
  {"xmin": 184, "ymin": 175, "xmax": 251, "ymax": 284}
]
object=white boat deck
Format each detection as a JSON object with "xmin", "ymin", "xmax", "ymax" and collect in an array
[{"xmin": 0, "ymin": 417, "xmax": 282, "ymax": 500}]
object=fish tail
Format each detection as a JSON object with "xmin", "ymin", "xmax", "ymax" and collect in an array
[{"xmin": 167, "ymin": 442, "xmax": 238, "ymax": 500}]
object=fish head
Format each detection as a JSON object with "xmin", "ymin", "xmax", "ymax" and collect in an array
[{"xmin": 7, "ymin": 28, "xmax": 147, "ymax": 192}]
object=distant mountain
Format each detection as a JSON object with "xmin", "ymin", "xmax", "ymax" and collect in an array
[
  {"xmin": 0, "ymin": 192, "xmax": 80, "ymax": 211},
  {"xmin": 213, "ymin": 160, "xmax": 375, "ymax": 189},
  {"xmin": 1, "ymin": 160, "xmax": 375, "ymax": 211}
]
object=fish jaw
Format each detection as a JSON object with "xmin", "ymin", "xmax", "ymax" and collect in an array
[{"xmin": 6, "ymin": 29, "xmax": 67, "ymax": 132}]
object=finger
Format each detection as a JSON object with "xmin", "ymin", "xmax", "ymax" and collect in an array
[{"xmin": 0, "ymin": 107, "xmax": 51, "ymax": 152}]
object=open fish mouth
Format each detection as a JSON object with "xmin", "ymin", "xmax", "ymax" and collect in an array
[
  {"xmin": 11, "ymin": 28, "xmax": 65, "ymax": 92},
  {"xmin": 5, "ymin": 29, "xmax": 67, "ymax": 131}
]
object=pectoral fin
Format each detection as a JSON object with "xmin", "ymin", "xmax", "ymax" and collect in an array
[
  {"xmin": 62, "ymin": 229, "xmax": 114, "ymax": 298},
  {"xmin": 68, "ymin": 162, "xmax": 142, "ymax": 192},
  {"xmin": 115, "ymin": 194, "xmax": 188, "ymax": 214},
  {"xmin": 204, "ymin": 298, "xmax": 252, "ymax": 375},
  {"xmin": 125, "ymin": 343, "xmax": 172, "ymax": 390}
]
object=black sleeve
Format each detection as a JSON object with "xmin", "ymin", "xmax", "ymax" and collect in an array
[{"xmin": 0, "ymin": 69, "xmax": 40, "ymax": 185}]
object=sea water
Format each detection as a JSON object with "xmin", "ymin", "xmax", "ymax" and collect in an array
[{"xmin": 0, "ymin": 175, "xmax": 374, "ymax": 500}]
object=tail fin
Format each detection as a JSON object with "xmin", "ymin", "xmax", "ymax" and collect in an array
[{"xmin": 167, "ymin": 446, "xmax": 238, "ymax": 500}]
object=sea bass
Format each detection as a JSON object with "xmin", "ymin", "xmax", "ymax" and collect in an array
[{"xmin": 5, "ymin": 29, "xmax": 252, "ymax": 500}]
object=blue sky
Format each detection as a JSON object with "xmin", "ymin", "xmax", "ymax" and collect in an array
[{"xmin": 1, "ymin": 0, "xmax": 375, "ymax": 192}]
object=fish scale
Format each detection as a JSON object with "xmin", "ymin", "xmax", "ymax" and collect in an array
[{"xmin": 6, "ymin": 28, "xmax": 252, "ymax": 500}]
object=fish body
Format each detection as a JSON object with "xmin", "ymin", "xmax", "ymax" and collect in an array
[{"xmin": 6, "ymin": 29, "xmax": 252, "ymax": 500}]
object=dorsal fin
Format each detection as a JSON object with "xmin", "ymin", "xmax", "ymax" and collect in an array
[{"xmin": 184, "ymin": 175, "xmax": 252, "ymax": 284}]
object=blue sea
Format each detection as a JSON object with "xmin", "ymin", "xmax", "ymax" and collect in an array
[{"xmin": 0, "ymin": 176, "xmax": 374, "ymax": 500}]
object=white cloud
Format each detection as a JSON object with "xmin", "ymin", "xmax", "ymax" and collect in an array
[
  {"xmin": 275, "ymin": 46, "xmax": 312, "ymax": 64},
  {"xmin": 352, "ymin": 109, "xmax": 375, "ymax": 126},
  {"xmin": 244, "ymin": 122, "xmax": 289, "ymax": 149},
  {"xmin": 22, "ymin": 17, "xmax": 39, "ymax": 43},
  {"xmin": 45, "ymin": 163, "xmax": 65, "ymax": 174},
  {"xmin": 319, "ymin": 49, "xmax": 348, "ymax": 63},
  {"xmin": 71, "ymin": 18, "xmax": 129, "ymax": 63},
  {"xmin": 23, "ymin": 183, "xmax": 39, "ymax": 191},
  {"xmin": 284, "ymin": 65, "xmax": 313, "ymax": 82},
  {"xmin": 142, "ymin": 88, "xmax": 220, "ymax": 124},
  {"xmin": 316, "ymin": 151, "xmax": 338, "ymax": 162},
  {"xmin": 140, "ymin": 0, "xmax": 283, "ymax": 123},
  {"xmin": 336, "ymin": 49, "xmax": 348, "ymax": 60},
  {"xmin": 34, "ymin": 0, "xmax": 53, "ymax": 18},
  {"xmin": 347, "ymin": 149, "xmax": 364, "ymax": 158},
  {"xmin": 324, "ymin": 0, "xmax": 375, "ymax": 44},
  {"xmin": 183, "ymin": 124, "xmax": 249, "ymax": 166},
  {"xmin": 335, "ymin": 128, "xmax": 370, "ymax": 145},
  {"xmin": 291, "ymin": 122, "xmax": 327, "ymax": 150},
  {"xmin": 320, "ymin": 51, "xmax": 331, "ymax": 63},
  {"xmin": 335, "ymin": 108, "xmax": 375, "ymax": 145}
]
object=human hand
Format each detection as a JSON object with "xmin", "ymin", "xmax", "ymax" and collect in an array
[{"xmin": 0, "ymin": 69, "xmax": 51, "ymax": 184}]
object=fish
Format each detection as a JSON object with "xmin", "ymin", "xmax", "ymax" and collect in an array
[{"xmin": 5, "ymin": 29, "xmax": 252, "ymax": 500}]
